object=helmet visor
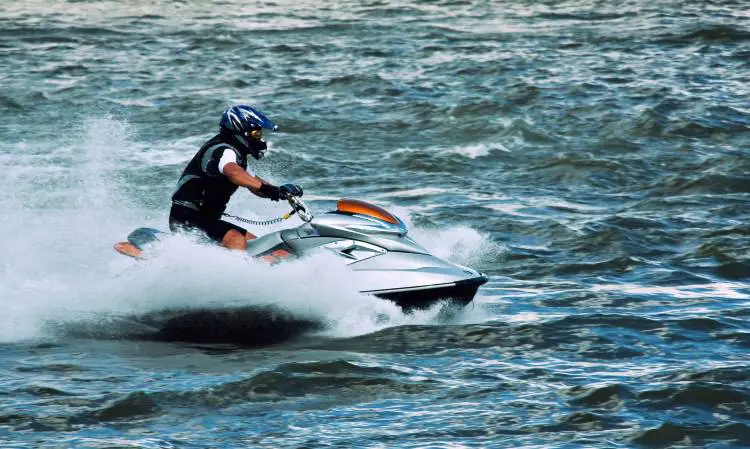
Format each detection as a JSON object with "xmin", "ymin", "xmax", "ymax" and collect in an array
[{"xmin": 245, "ymin": 127, "xmax": 263, "ymax": 141}]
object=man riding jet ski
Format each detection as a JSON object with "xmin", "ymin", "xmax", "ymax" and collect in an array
[
  {"xmin": 115, "ymin": 105, "xmax": 302, "ymax": 257},
  {"xmin": 114, "ymin": 106, "xmax": 488, "ymax": 310}
]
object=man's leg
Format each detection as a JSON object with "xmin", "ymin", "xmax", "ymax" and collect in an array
[
  {"xmin": 207, "ymin": 219, "xmax": 252, "ymax": 250},
  {"xmin": 222, "ymin": 229, "xmax": 249, "ymax": 250}
]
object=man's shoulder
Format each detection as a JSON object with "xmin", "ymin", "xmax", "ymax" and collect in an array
[
  {"xmin": 200, "ymin": 137, "xmax": 242, "ymax": 158},
  {"xmin": 201, "ymin": 134, "xmax": 234, "ymax": 150}
]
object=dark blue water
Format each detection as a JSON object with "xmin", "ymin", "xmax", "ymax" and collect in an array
[{"xmin": 1, "ymin": 1, "xmax": 749, "ymax": 447}]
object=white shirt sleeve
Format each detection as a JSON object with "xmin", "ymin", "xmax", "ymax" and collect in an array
[{"xmin": 218, "ymin": 149, "xmax": 256, "ymax": 177}]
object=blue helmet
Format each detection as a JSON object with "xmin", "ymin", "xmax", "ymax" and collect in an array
[{"xmin": 220, "ymin": 105, "xmax": 278, "ymax": 160}]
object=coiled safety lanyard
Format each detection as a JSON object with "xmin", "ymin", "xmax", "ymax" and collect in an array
[{"xmin": 221, "ymin": 210, "xmax": 296, "ymax": 226}]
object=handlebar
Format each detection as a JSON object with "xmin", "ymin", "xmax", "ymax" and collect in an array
[{"xmin": 288, "ymin": 196, "xmax": 313, "ymax": 222}]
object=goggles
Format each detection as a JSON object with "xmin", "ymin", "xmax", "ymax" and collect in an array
[{"xmin": 244, "ymin": 127, "xmax": 263, "ymax": 141}]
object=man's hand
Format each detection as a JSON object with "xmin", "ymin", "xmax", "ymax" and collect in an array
[
  {"xmin": 279, "ymin": 184, "xmax": 303, "ymax": 200},
  {"xmin": 258, "ymin": 182, "xmax": 281, "ymax": 201},
  {"xmin": 257, "ymin": 183, "xmax": 303, "ymax": 202}
]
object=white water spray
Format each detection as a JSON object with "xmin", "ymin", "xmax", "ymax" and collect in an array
[{"xmin": 0, "ymin": 117, "xmax": 497, "ymax": 343}]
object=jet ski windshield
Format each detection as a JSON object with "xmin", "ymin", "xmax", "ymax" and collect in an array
[{"xmin": 337, "ymin": 198, "xmax": 400, "ymax": 225}]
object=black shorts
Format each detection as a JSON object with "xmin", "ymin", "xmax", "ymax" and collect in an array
[{"xmin": 169, "ymin": 204, "xmax": 247, "ymax": 244}]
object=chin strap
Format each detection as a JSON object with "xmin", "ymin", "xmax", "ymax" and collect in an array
[{"xmin": 222, "ymin": 209, "xmax": 296, "ymax": 226}]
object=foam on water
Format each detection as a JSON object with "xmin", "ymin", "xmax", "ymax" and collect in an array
[
  {"xmin": 0, "ymin": 116, "xmax": 143, "ymax": 341},
  {"xmin": 0, "ymin": 117, "xmax": 497, "ymax": 343},
  {"xmin": 439, "ymin": 142, "xmax": 509, "ymax": 158},
  {"xmin": 394, "ymin": 204, "xmax": 505, "ymax": 273}
]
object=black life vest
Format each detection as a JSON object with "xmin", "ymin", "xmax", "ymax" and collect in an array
[{"xmin": 171, "ymin": 134, "xmax": 250, "ymax": 220}]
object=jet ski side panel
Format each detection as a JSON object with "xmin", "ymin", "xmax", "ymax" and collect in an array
[
  {"xmin": 346, "ymin": 251, "xmax": 488, "ymax": 308},
  {"xmin": 310, "ymin": 214, "xmax": 430, "ymax": 254},
  {"xmin": 245, "ymin": 232, "xmax": 290, "ymax": 258}
]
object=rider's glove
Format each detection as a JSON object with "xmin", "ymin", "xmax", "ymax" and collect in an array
[
  {"xmin": 279, "ymin": 183, "xmax": 303, "ymax": 200},
  {"xmin": 258, "ymin": 182, "xmax": 281, "ymax": 201}
]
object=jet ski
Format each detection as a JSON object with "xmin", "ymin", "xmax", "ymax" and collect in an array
[{"xmin": 114, "ymin": 197, "xmax": 488, "ymax": 310}]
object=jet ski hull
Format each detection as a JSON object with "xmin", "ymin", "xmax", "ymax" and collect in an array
[{"xmin": 366, "ymin": 275, "xmax": 488, "ymax": 310}]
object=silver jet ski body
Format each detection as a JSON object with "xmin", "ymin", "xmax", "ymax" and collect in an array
[
  {"xmin": 242, "ymin": 198, "xmax": 488, "ymax": 310},
  {"xmin": 117, "ymin": 198, "xmax": 488, "ymax": 310}
]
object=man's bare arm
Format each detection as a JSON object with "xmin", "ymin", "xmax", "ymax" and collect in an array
[
  {"xmin": 222, "ymin": 162, "xmax": 263, "ymax": 191},
  {"xmin": 223, "ymin": 163, "xmax": 279, "ymax": 199}
]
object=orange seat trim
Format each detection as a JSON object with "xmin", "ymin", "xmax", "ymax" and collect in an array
[
  {"xmin": 337, "ymin": 198, "xmax": 398, "ymax": 224},
  {"xmin": 114, "ymin": 242, "xmax": 143, "ymax": 258}
]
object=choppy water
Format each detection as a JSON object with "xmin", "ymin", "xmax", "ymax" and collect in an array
[{"xmin": 1, "ymin": 0, "xmax": 749, "ymax": 447}]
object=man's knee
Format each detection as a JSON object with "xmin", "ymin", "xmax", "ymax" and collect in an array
[{"xmin": 222, "ymin": 229, "xmax": 248, "ymax": 250}]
